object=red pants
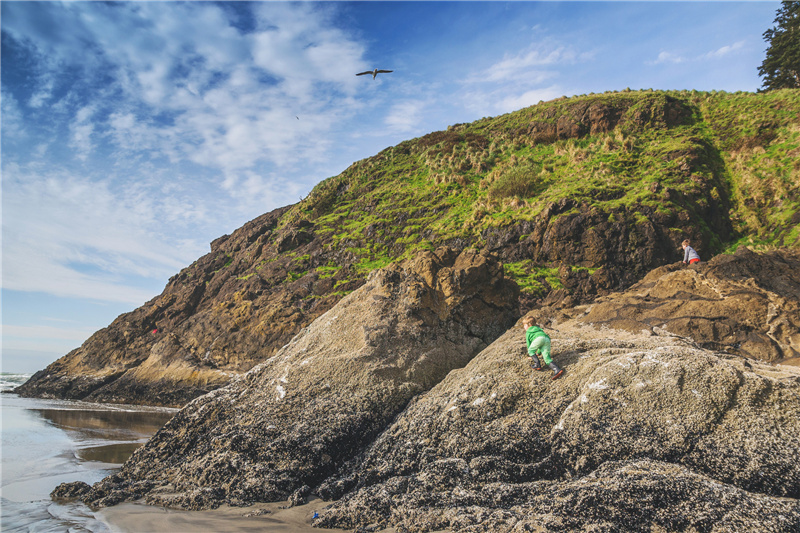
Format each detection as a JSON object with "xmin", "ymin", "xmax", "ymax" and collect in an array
[{"xmin": 689, "ymin": 258, "xmax": 700, "ymax": 264}]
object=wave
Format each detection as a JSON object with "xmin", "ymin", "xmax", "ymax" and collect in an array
[{"xmin": 0, "ymin": 372, "xmax": 33, "ymax": 393}]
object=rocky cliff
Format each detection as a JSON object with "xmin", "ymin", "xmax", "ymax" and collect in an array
[
  {"xmin": 541, "ymin": 247, "xmax": 800, "ymax": 366},
  {"xmin": 17, "ymin": 89, "xmax": 800, "ymax": 406},
  {"xmin": 56, "ymin": 248, "xmax": 800, "ymax": 532},
  {"xmin": 80, "ymin": 248, "xmax": 519, "ymax": 509},
  {"xmin": 310, "ymin": 250, "xmax": 800, "ymax": 532},
  {"xmin": 315, "ymin": 325, "xmax": 800, "ymax": 532}
]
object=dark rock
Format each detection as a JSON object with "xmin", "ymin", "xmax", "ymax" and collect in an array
[
  {"xmin": 84, "ymin": 248, "xmax": 519, "ymax": 510},
  {"xmin": 288, "ymin": 485, "xmax": 311, "ymax": 507},
  {"xmin": 275, "ymin": 229, "xmax": 314, "ymax": 253},
  {"xmin": 51, "ymin": 481, "xmax": 91, "ymax": 501},
  {"xmin": 314, "ymin": 317, "xmax": 800, "ymax": 532},
  {"xmin": 317, "ymin": 459, "xmax": 800, "ymax": 532}
]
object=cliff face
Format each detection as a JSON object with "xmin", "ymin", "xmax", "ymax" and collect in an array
[
  {"xmin": 17, "ymin": 90, "xmax": 800, "ymax": 407},
  {"xmin": 82, "ymin": 248, "xmax": 519, "ymax": 509},
  {"xmin": 61, "ymin": 248, "xmax": 800, "ymax": 532},
  {"xmin": 16, "ymin": 207, "xmax": 297, "ymax": 406}
]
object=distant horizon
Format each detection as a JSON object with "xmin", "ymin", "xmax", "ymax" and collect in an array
[{"xmin": 2, "ymin": 1, "xmax": 782, "ymax": 373}]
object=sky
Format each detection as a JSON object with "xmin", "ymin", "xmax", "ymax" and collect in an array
[{"xmin": 1, "ymin": 1, "xmax": 781, "ymax": 373}]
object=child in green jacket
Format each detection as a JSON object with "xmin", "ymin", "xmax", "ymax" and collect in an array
[{"xmin": 522, "ymin": 317, "xmax": 564, "ymax": 380}]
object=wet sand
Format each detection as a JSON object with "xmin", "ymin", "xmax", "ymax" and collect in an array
[
  {"xmin": 0, "ymin": 390, "xmax": 177, "ymax": 532},
  {"xmin": 99, "ymin": 497, "xmax": 402, "ymax": 533}
]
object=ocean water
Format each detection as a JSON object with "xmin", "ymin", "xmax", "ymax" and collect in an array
[{"xmin": 0, "ymin": 373, "xmax": 177, "ymax": 532}]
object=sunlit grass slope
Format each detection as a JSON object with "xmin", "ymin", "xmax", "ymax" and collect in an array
[{"xmin": 264, "ymin": 89, "xmax": 798, "ymax": 296}]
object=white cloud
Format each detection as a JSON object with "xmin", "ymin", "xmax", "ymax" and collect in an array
[
  {"xmin": 649, "ymin": 40, "xmax": 747, "ymax": 66},
  {"xmin": 107, "ymin": 112, "xmax": 157, "ymax": 153},
  {"xmin": 69, "ymin": 105, "xmax": 97, "ymax": 161},
  {"xmin": 3, "ymin": 324, "xmax": 97, "ymax": 344},
  {"xmin": 385, "ymin": 100, "xmax": 426, "ymax": 133},
  {"xmin": 221, "ymin": 170, "xmax": 309, "ymax": 214},
  {"xmin": 3, "ymin": 1, "xmax": 367, "ymax": 176},
  {"xmin": 28, "ymin": 77, "xmax": 55, "ymax": 109},
  {"xmin": 2, "ymin": 166, "xmax": 205, "ymax": 305},
  {"xmin": 649, "ymin": 51, "xmax": 686, "ymax": 65},
  {"xmin": 0, "ymin": 92, "xmax": 26, "ymax": 140},
  {"xmin": 457, "ymin": 41, "xmax": 577, "ymax": 116},
  {"xmin": 467, "ymin": 44, "xmax": 583, "ymax": 84},
  {"xmin": 1, "ymin": 322, "xmax": 104, "ymax": 366},
  {"xmin": 703, "ymin": 40, "xmax": 745, "ymax": 59},
  {"xmin": 495, "ymin": 87, "xmax": 565, "ymax": 114},
  {"xmin": 1, "ymin": 2, "xmax": 371, "ymax": 316}
]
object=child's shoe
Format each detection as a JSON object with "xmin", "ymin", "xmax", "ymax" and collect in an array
[{"xmin": 552, "ymin": 369, "xmax": 565, "ymax": 380}]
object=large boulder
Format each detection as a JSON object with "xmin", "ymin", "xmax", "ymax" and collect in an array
[
  {"xmin": 566, "ymin": 247, "xmax": 800, "ymax": 364},
  {"xmin": 314, "ymin": 322, "xmax": 800, "ymax": 532},
  {"xmin": 83, "ymin": 248, "xmax": 519, "ymax": 509}
]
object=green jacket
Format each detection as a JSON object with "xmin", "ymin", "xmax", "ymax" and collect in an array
[{"xmin": 525, "ymin": 326, "xmax": 550, "ymax": 354}]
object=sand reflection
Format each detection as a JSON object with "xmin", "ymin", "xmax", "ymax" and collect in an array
[
  {"xmin": 31, "ymin": 406, "xmax": 175, "ymax": 464},
  {"xmin": 76, "ymin": 442, "xmax": 146, "ymax": 464},
  {"xmin": 33, "ymin": 408, "xmax": 174, "ymax": 439}
]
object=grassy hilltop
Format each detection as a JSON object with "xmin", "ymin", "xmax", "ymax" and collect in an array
[
  {"xmin": 16, "ymin": 89, "xmax": 800, "ymax": 406},
  {"xmin": 278, "ymin": 88, "xmax": 799, "ymax": 298}
]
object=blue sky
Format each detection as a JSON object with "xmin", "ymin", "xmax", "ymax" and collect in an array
[{"xmin": 1, "ymin": 1, "xmax": 780, "ymax": 373}]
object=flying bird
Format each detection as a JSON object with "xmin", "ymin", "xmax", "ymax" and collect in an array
[{"xmin": 356, "ymin": 68, "xmax": 393, "ymax": 79}]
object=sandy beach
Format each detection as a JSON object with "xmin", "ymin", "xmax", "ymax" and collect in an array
[
  {"xmin": 0, "ymin": 379, "xmax": 444, "ymax": 533},
  {"xmin": 0, "ymin": 384, "xmax": 177, "ymax": 532},
  {"xmin": 98, "ymin": 497, "xmax": 402, "ymax": 533}
]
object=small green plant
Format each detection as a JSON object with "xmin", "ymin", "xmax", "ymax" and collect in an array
[
  {"xmin": 356, "ymin": 256, "xmax": 393, "ymax": 273},
  {"xmin": 333, "ymin": 278, "xmax": 353, "ymax": 289},
  {"xmin": 286, "ymin": 271, "xmax": 306, "ymax": 282},
  {"xmin": 212, "ymin": 254, "xmax": 234, "ymax": 274},
  {"xmin": 488, "ymin": 162, "xmax": 544, "ymax": 200},
  {"xmin": 504, "ymin": 261, "xmax": 564, "ymax": 296},
  {"xmin": 329, "ymin": 290, "xmax": 353, "ymax": 297},
  {"xmin": 315, "ymin": 265, "xmax": 340, "ymax": 279}
]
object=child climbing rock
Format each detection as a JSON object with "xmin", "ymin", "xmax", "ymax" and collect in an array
[
  {"xmin": 522, "ymin": 317, "xmax": 564, "ymax": 380},
  {"xmin": 682, "ymin": 239, "xmax": 700, "ymax": 264}
]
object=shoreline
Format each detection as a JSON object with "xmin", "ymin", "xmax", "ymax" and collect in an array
[{"xmin": 97, "ymin": 498, "xmax": 408, "ymax": 533}]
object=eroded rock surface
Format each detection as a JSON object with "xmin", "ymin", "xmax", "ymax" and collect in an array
[
  {"xmin": 81, "ymin": 248, "xmax": 519, "ymax": 510},
  {"xmin": 314, "ymin": 323, "xmax": 800, "ymax": 532},
  {"xmin": 557, "ymin": 247, "xmax": 800, "ymax": 365}
]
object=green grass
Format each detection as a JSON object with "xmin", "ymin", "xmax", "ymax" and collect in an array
[
  {"xmin": 504, "ymin": 261, "xmax": 565, "ymax": 296},
  {"xmin": 356, "ymin": 256, "xmax": 393, "ymax": 273},
  {"xmin": 315, "ymin": 265, "xmax": 340, "ymax": 279},
  {"xmin": 286, "ymin": 271, "xmax": 306, "ymax": 282},
  {"xmin": 237, "ymin": 89, "xmax": 798, "ymax": 298}
]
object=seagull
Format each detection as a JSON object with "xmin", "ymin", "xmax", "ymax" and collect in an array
[{"xmin": 356, "ymin": 68, "xmax": 393, "ymax": 79}]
